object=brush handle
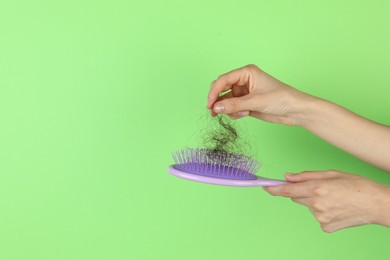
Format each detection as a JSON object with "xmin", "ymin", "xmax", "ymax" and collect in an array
[{"xmin": 252, "ymin": 177, "xmax": 290, "ymax": 187}]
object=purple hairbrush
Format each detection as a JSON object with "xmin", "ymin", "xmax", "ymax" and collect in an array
[{"xmin": 167, "ymin": 148, "xmax": 288, "ymax": 187}]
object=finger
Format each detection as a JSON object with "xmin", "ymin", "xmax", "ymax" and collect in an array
[
  {"xmin": 209, "ymin": 110, "xmax": 217, "ymax": 117},
  {"xmin": 211, "ymin": 110, "xmax": 249, "ymax": 119},
  {"xmin": 207, "ymin": 67, "xmax": 251, "ymax": 109},
  {"xmin": 264, "ymin": 182, "xmax": 315, "ymax": 198},
  {"xmin": 320, "ymin": 218, "xmax": 365, "ymax": 233},
  {"xmin": 209, "ymin": 86, "xmax": 250, "ymax": 119},
  {"xmin": 212, "ymin": 95, "xmax": 257, "ymax": 114},
  {"xmin": 217, "ymin": 91, "xmax": 250, "ymax": 119},
  {"xmin": 210, "ymin": 90, "xmax": 249, "ymax": 118},
  {"xmin": 210, "ymin": 92, "xmax": 234, "ymax": 117},
  {"xmin": 285, "ymin": 171, "xmax": 342, "ymax": 183}
]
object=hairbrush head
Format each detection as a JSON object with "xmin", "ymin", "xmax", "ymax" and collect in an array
[{"xmin": 168, "ymin": 148, "xmax": 288, "ymax": 187}]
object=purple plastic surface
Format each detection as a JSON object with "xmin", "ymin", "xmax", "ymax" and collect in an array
[
  {"xmin": 168, "ymin": 165, "xmax": 289, "ymax": 187},
  {"xmin": 172, "ymin": 148, "xmax": 261, "ymax": 178},
  {"xmin": 173, "ymin": 163, "xmax": 257, "ymax": 180}
]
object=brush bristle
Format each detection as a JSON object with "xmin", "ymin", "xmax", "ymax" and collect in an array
[{"xmin": 172, "ymin": 148, "xmax": 260, "ymax": 180}]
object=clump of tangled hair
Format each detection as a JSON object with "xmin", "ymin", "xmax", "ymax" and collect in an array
[{"xmin": 202, "ymin": 114, "xmax": 247, "ymax": 155}]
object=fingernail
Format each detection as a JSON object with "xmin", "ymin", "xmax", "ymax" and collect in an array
[{"xmin": 213, "ymin": 103, "xmax": 224, "ymax": 113}]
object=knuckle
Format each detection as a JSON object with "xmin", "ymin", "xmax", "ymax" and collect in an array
[
  {"xmin": 312, "ymin": 201, "xmax": 326, "ymax": 212},
  {"xmin": 245, "ymin": 64, "xmax": 259, "ymax": 71},
  {"xmin": 313, "ymin": 186, "xmax": 328, "ymax": 196},
  {"xmin": 240, "ymin": 64, "xmax": 257, "ymax": 75},
  {"xmin": 240, "ymin": 66, "xmax": 252, "ymax": 76},
  {"xmin": 314, "ymin": 213, "xmax": 330, "ymax": 224},
  {"xmin": 280, "ymin": 188, "xmax": 291, "ymax": 196},
  {"xmin": 320, "ymin": 224, "xmax": 335, "ymax": 233}
]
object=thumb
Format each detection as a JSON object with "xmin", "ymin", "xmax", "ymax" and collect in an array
[{"xmin": 212, "ymin": 95, "xmax": 257, "ymax": 114}]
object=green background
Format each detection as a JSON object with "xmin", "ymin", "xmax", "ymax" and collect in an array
[{"xmin": 0, "ymin": 0, "xmax": 389, "ymax": 259}]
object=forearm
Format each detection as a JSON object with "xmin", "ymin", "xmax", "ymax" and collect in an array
[{"xmin": 301, "ymin": 98, "xmax": 390, "ymax": 172}]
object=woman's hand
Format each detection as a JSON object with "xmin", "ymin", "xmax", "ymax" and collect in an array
[
  {"xmin": 208, "ymin": 64, "xmax": 390, "ymax": 171},
  {"xmin": 207, "ymin": 64, "xmax": 316, "ymax": 126},
  {"xmin": 264, "ymin": 171, "xmax": 390, "ymax": 232}
]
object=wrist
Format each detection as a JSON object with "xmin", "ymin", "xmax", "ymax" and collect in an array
[
  {"xmin": 373, "ymin": 184, "xmax": 390, "ymax": 227},
  {"xmin": 297, "ymin": 95, "xmax": 338, "ymax": 130},
  {"xmin": 289, "ymin": 90, "xmax": 325, "ymax": 128}
]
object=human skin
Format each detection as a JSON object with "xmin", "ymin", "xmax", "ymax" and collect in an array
[{"xmin": 207, "ymin": 64, "xmax": 390, "ymax": 232}]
